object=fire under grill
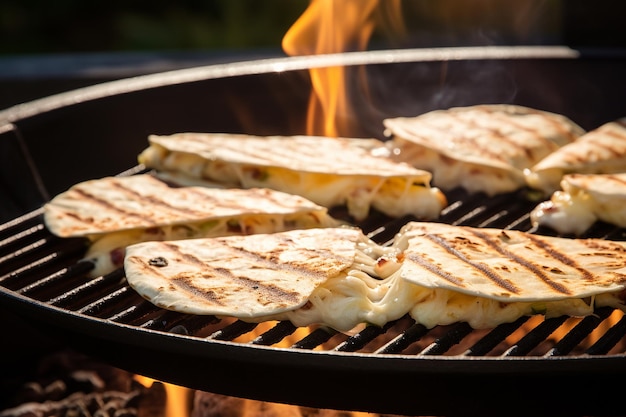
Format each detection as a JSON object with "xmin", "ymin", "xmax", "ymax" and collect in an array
[{"xmin": 2, "ymin": 47, "xmax": 626, "ymax": 417}]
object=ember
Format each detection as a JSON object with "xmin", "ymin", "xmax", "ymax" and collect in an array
[
  {"xmin": 0, "ymin": 348, "xmax": 165, "ymax": 417},
  {"xmin": 0, "ymin": 346, "xmax": 407, "ymax": 417}
]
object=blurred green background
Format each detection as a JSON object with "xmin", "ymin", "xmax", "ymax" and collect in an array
[{"xmin": 0, "ymin": 0, "xmax": 309, "ymax": 55}]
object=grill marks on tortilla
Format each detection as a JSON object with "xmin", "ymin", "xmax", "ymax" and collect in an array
[
  {"xmin": 403, "ymin": 106, "xmax": 573, "ymax": 166},
  {"xmin": 471, "ymin": 107, "xmax": 560, "ymax": 160},
  {"xmin": 184, "ymin": 238, "xmax": 328, "ymax": 303},
  {"xmin": 557, "ymin": 134, "xmax": 626, "ymax": 165},
  {"xmin": 409, "ymin": 226, "xmax": 600, "ymax": 296},
  {"xmin": 44, "ymin": 175, "xmax": 331, "ymax": 238},
  {"xmin": 127, "ymin": 233, "xmax": 353, "ymax": 307},
  {"xmin": 469, "ymin": 229, "xmax": 571, "ymax": 295},
  {"xmin": 598, "ymin": 129, "xmax": 626, "ymax": 156},
  {"xmin": 69, "ymin": 187, "xmax": 162, "ymax": 227},
  {"xmin": 606, "ymin": 174, "xmax": 626, "ymax": 187},
  {"xmin": 513, "ymin": 107, "xmax": 580, "ymax": 142},
  {"xmin": 54, "ymin": 177, "xmax": 210, "ymax": 229},
  {"xmin": 200, "ymin": 137, "xmax": 301, "ymax": 167},
  {"xmin": 525, "ymin": 234, "xmax": 595, "ymax": 283},
  {"xmin": 108, "ymin": 178, "xmax": 213, "ymax": 217},
  {"xmin": 418, "ymin": 231, "xmax": 520, "ymax": 294},
  {"xmin": 417, "ymin": 118, "xmax": 509, "ymax": 162},
  {"xmin": 153, "ymin": 134, "xmax": 422, "ymax": 176}
]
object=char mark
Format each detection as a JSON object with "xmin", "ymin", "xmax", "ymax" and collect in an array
[
  {"xmin": 469, "ymin": 229, "xmax": 573, "ymax": 295},
  {"xmin": 423, "ymin": 232, "xmax": 520, "ymax": 293},
  {"xmin": 158, "ymin": 240, "xmax": 315, "ymax": 303}
]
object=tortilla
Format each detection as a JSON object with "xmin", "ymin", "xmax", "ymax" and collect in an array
[
  {"xmin": 383, "ymin": 104, "xmax": 584, "ymax": 195},
  {"xmin": 525, "ymin": 117, "xmax": 626, "ymax": 195},
  {"xmin": 137, "ymin": 133, "xmax": 447, "ymax": 221},
  {"xmin": 124, "ymin": 214, "xmax": 626, "ymax": 331},
  {"xmin": 388, "ymin": 222, "xmax": 626, "ymax": 328},
  {"xmin": 44, "ymin": 174, "xmax": 339, "ymax": 276},
  {"xmin": 123, "ymin": 227, "xmax": 380, "ymax": 317},
  {"xmin": 530, "ymin": 173, "xmax": 626, "ymax": 235},
  {"xmin": 282, "ymin": 222, "xmax": 626, "ymax": 330}
]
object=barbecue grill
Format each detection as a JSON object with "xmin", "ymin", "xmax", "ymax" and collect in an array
[{"xmin": 2, "ymin": 46, "xmax": 626, "ymax": 417}]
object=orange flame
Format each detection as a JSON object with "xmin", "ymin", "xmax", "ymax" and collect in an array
[
  {"xmin": 134, "ymin": 375, "xmax": 192, "ymax": 417},
  {"xmin": 282, "ymin": 0, "xmax": 405, "ymax": 137}
]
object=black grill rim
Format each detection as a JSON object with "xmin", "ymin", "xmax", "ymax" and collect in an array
[
  {"xmin": 3, "ymin": 182, "xmax": 626, "ymax": 417},
  {"xmin": 3, "ymin": 46, "xmax": 626, "ymax": 416},
  {"xmin": 3, "ymin": 284, "xmax": 626, "ymax": 416}
]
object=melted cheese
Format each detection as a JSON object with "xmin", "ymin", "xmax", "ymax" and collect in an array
[
  {"xmin": 389, "ymin": 139, "xmax": 525, "ymax": 195},
  {"xmin": 530, "ymin": 175, "xmax": 626, "ymax": 235},
  {"xmin": 530, "ymin": 190, "xmax": 597, "ymax": 235},
  {"xmin": 251, "ymin": 238, "xmax": 407, "ymax": 332},
  {"xmin": 85, "ymin": 212, "xmax": 336, "ymax": 277},
  {"xmin": 271, "ymin": 270, "xmax": 624, "ymax": 332},
  {"xmin": 280, "ymin": 272, "xmax": 422, "ymax": 332},
  {"xmin": 139, "ymin": 143, "xmax": 446, "ymax": 221},
  {"xmin": 250, "ymin": 247, "xmax": 626, "ymax": 332},
  {"xmin": 406, "ymin": 287, "xmax": 596, "ymax": 329}
]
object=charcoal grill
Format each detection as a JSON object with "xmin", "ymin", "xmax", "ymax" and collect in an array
[{"xmin": 2, "ymin": 46, "xmax": 626, "ymax": 417}]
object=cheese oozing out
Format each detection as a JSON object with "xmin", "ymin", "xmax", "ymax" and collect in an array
[
  {"xmin": 252, "ymin": 227, "xmax": 626, "ymax": 332},
  {"xmin": 387, "ymin": 140, "xmax": 526, "ymax": 196},
  {"xmin": 251, "ymin": 237, "xmax": 410, "ymax": 332},
  {"xmin": 530, "ymin": 174, "xmax": 626, "ymax": 235},
  {"xmin": 388, "ymin": 224, "xmax": 626, "ymax": 329},
  {"xmin": 138, "ymin": 141, "xmax": 446, "ymax": 222},
  {"xmin": 85, "ymin": 212, "xmax": 335, "ymax": 277},
  {"xmin": 530, "ymin": 190, "xmax": 598, "ymax": 236}
]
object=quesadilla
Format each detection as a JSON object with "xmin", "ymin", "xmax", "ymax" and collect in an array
[
  {"xmin": 525, "ymin": 117, "xmax": 626, "ymax": 195},
  {"xmin": 530, "ymin": 173, "xmax": 626, "ymax": 235},
  {"xmin": 386, "ymin": 222, "xmax": 626, "ymax": 328},
  {"xmin": 123, "ymin": 227, "xmax": 388, "ymax": 317},
  {"xmin": 382, "ymin": 104, "xmax": 584, "ymax": 195},
  {"xmin": 43, "ymin": 174, "xmax": 340, "ymax": 277},
  {"xmin": 283, "ymin": 221, "xmax": 626, "ymax": 330},
  {"xmin": 123, "ymin": 219, "xmax": 626, "ymax": 332},
  {"xmin": 137, "ymin": 133, "xmax": 447, "ymax": 221}
]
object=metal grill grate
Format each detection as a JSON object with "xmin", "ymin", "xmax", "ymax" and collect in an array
[{"xmin": 2, "ymin": 179, "xmax": 626, "ymax": 359}]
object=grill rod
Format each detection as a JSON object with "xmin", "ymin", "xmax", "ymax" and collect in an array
[{"xmin": 2, "ymin": 185, "xmax": 626, "ymax": 358}]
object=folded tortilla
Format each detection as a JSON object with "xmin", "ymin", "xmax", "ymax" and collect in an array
[
  {"xmin": 383, "ymin": 104, "xmax": 584, "ymax": 195},
  {"xmin": 123, "ymin": 218, "xmax": 626, "ymax": 332},
  {"xmin": 44, "ymin": 174, "xmax": 340, "ymax": 276},
  {"xmin": 123, "ymin": 227, "xmax": 384, "ymax": 317},
  {"xmin": 525, "ymin": 117, "xmax": 626, "ymax": 195},
  {"xmin": 281, "ymin": 222, "xmax": 626, "ymax": 330},
  {"xmin": 137, "ymin": 133, "xmax": 447, "ymax": 221},
  {"xmin": 530, "ymin": 173, "xmax": 626, "ymax": 235},
  {"xmin": 387, "ymin": 222, "xmax": 626, "ymax": 328}
]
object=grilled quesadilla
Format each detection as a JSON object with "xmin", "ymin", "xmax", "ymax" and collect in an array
[
  {"xmin": 44, "ymin": 174, "xmax": 340, "ymax": 277},
  {"xmin": 383, "ymin": 104, "xmax": 584, "ymax": 195},
  {"xmin": 123, "ymin": 219, "xmax": 626, "ymax": 332},
  {"xmin": 525, "ymin": 117, "xmax": 626, "ymax": 195},
  {"xmin": 282, "ymin": 221, "xmax": 626, "ymax": 330},
  {"xmin": 385, "ymin": 222, "xmax": 626, "ymax": 328},
  {"xmin": 123, "ymin": 227, "xmax": 388, "ymax": 317},
  {"xmin": 530, "ymin": 173, "xmax": 626, "ymax": 235},
  {"xmin": 137, "ymin": 133, "xmax": 447, "ymax": 221}
]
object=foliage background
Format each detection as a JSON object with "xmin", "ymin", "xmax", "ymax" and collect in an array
[{"xmin": 0, "ymin": 0, "xmax": 309, "ymax": 55}]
